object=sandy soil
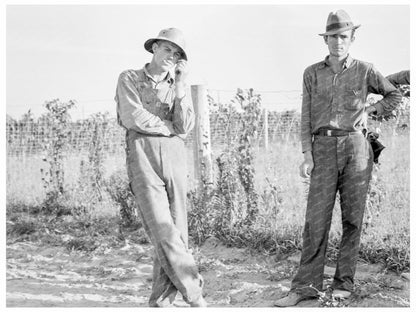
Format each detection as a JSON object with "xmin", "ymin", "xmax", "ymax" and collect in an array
[{"xmin": 6, "ymin": 236, "xmax": 410, "ymax": 308}]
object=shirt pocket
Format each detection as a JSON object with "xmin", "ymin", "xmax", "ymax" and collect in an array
[{"xmin": 344, "ymin": 89, "xmax": 364, "ymax": 110}]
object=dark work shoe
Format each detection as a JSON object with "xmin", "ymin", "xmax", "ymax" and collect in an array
[{"xmin": 274, "ymin": 292, "xmax": 313, "ymax": 307}]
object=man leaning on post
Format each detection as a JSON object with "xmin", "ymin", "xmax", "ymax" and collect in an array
[
  {"xmin": 274, "ymin": 10, "xmax": 402, "ymax": 307},
  {"xmin": 114, "ymin": 28, "xmax": 207, "ymax": 308}
]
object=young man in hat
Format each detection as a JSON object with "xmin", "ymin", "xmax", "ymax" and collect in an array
[
  {"xmin": 274, "ymin": 10, "xmax": 402, "ymax": 307},
  {"xmin": 115, "ymin": 28, "xmax": 206, "ymax": 308}
]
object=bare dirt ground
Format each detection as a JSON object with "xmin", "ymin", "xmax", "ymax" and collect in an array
[{"xmin": 6, "ymin": 235, "xmax": 410, "ymax": 308}]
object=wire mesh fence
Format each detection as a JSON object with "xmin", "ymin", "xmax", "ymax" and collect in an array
[
  {"xmin": 6, "ymin": 111, "xmax": 302, "ymax": 156},
  {"xmin": 6, "ymin": 89, "xmax": 410, "ymax": 207},
  {"xmin": 6, "ymin": 109, "xmax": 409, "ymax": 157}
]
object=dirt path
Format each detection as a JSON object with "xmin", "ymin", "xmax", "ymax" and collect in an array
[{"xmin": 6, "ymin": 237, "xmax": 409, "ymax": 308}]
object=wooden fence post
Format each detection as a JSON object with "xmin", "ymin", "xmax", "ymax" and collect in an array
[
  {"xmin": 190, "ymin": 85, "xmax": 213, "ymax": 190},
  {"xmin": 263, "ymin": 108, "xmax": 269, "ymax": 150}
]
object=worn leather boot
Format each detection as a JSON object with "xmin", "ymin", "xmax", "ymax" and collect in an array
[
  {"xmin": 274, "ymin": 292, "xmax": 313, "ymax": 307},
  {"xmin": 332, "ymin": 289, "xmax": 351, "ymax": 299}
]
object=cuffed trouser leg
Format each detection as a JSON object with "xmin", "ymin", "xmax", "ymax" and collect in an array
[
  {"xmin": 126, "ymin": 131, "xmax": 203, "ymax": 306},
  {"xmin": 149, "ymin": 252, "xmax": 178, "ymax": 307}
]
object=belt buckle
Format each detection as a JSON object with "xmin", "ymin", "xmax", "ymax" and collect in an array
[{"xmin": 327, "ymin": 129, "xmax": 333, "ymax": 136}]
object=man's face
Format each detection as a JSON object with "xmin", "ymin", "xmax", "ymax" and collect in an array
[
  {"xmin": 324, "ymin": 30, "xmax": 355, "ymax": 58},
  {"xmin": 152, "ymin": 40, "xmax": 182, "ymax": 71}
]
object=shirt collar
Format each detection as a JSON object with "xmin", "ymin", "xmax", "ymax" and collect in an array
[
  {"xmin": 143, "ymin": 63, "xmax": 175, "ymax": 85},
  {"xmin": 319, "ymin": 54, "xmax": 354, "ymax": 70}
]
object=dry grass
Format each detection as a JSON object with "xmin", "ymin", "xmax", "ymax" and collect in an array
[
  {"xmin": 254, "ymin": 133, "xmax": 409, "ymax": 232},
  {"xmin": 6, "ymin": 132, "xmax": 409, "ymax": 271},
  {"xmin": 250, "ymin": 133, "xmax": 409, "ymax": 270}
]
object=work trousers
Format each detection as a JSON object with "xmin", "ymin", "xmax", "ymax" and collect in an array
[
  {"xmin": 291, "ymin": 132, "xmax": 373, "ymax": 296},
  {"xmin": 125, "ymin": 130, "xmax": 203, "ymax": 307}
]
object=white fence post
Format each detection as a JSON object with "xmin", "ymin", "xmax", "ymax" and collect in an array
[{"xmin": 190, "ymin": 85, "xmax": 213, "ymax": 190}]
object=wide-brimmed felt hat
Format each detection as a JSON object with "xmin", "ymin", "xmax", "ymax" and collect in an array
[
  {"xmin": 144, "ymin": 28, "xmax": 187, "ymax": 60},
  {"xmin": 319, "ymin": 10, "xmax": 360, "ymax": 36}
]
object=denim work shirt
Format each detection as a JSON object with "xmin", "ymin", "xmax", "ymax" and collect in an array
[
  {"xmin": 301, "ymin": 55, "xmax": 402, "ymax": 153},
  {"xmin": 115, "ymin": 64, "xmax": 195, "ymax": 138}
]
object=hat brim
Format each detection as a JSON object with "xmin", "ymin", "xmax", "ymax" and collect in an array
[
  {"xmin": 144, "ymin": 38, "xmax": 187, "ymax": 60},
  {"xmin": 319, "ymin": 24, "xmax": 361, "ymax": 36}
]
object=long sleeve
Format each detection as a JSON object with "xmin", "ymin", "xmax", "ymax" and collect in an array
[
  {"xmin": 172, "ymin": 94, "xmax": 195, "ymax": 137},
  {"xmin": 301, "ymin": 70, "xmax": 313, "ymax": 153},
  {"xmin": 115, "ymin": 70, "xmax": 175, "ymax": 136},
  {"xmin": 386, "ymin": 70, "xmax": 410, "ymax": 87},
  {"xmin": 367, "ymin": 66, "xmax": 403, "ymax": 116}
]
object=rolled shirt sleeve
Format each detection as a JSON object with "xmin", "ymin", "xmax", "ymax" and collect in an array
[{"xmin": 115, "ymin": 71, "xmax": 175, "ymax": 136}]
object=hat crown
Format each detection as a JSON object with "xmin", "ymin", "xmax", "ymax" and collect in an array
[
  {"xmin": 144, "ymin": 27, "xmax": 187, "ymax": 60},
  {"xmin": 326, "ymin": 10, "xmax": 355, "ymax": 32},
  {"xmin": 157, "ymin": 28, "xmax": 186, "ymax": 50}
]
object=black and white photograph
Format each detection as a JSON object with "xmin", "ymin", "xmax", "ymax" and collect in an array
[{"xmin": 3, "ymin": 1, "xmax": 413, "ymax": 309}]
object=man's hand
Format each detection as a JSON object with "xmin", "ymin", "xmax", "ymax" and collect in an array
[
  {"xmin": 162, "ymin": 120, "xmax": 176, "ymax": 137},
  {"xmin": 299, "ymin": 151, "xmax": 314, "ymax": 178},
  {"xmin": 174, "ymin": 60, "xmax": 188, "ymax": 99}
]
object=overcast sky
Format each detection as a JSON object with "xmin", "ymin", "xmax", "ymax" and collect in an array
[{"xmin": 5, "ymin": 2, "xmax": 411, "ymax": 120}]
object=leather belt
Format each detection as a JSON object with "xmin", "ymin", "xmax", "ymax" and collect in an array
[{"xmin": 314, "ymin": 129, "xmax": 361, "ymax": 137}]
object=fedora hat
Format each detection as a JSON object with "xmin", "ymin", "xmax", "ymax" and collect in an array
[
  {"xmin": 319, "ymin": 10, "xmax": 360, "ymax": 36},
  {"xmin": 144, "ymin": 28, "xmax": 187, "ymax": 60}
]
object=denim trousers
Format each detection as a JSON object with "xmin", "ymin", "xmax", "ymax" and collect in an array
[
  {"xmin": 125, "ymin": 130, "xmax": 203, "ymax": 307},
  {"xmin": 291, "ymin": 132, "xmax": 373, "ymax": 296}
]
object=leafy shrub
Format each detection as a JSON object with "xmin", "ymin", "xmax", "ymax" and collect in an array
[
  {"xmin": 188, "ymin": 88, "xmax": 262, "ymax": 243},
  {"xmin": 7, "ymin": 219, "xmax": 37, "ymax": 236},
  {"xmin": 40, "ymin": 99, "xmax": 75, "ymax": 214},
  {"xmin": 105, "ymin": 169, "xmax": 139, "ymax": 227}
]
